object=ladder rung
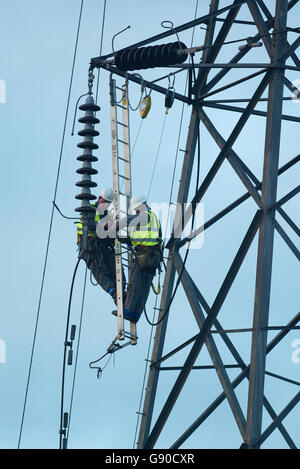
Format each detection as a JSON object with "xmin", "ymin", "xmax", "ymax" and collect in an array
[
  {"xmin": 118, "ymin": 138, "xmax": 129, "ymax": 145},
  {"xmin": 118, "ymin": 156, "xmax": 130, "ymax": 162},
  {"xmin": 116, "ymin": 104, "xmax": 127, "ymax": 110},
  {"xmin": 119, "ymin": 174, "xmax": 130, "ymax": 180},
  {"xmin": 117, "ymin": 121, "xmax": 128, "ymax": 127}
]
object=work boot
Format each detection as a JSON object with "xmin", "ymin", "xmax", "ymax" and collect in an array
[
  {"xmin": 108, "ymin": 288, "xmax": 117, "ymax": 305},
  {"xmin": 108, "ymin": 288, "xmax": 127, "ymax": 305},
  {"xmin": 111, "ymin": 308, "xmax": 140, "ymax": 323}
]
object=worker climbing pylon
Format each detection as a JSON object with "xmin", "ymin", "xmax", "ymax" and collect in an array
[
  {"xmin": 110, "ymin": 194, "xmax": 163, "ymax": 323},
  {"xmin": 77, "ymin": 187, "xmax": 126, "ymax": 304}
]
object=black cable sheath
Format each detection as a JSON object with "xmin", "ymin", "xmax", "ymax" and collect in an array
[{"xmin": 59, "ymin": 258, "xmax": 81, "ymax": 450}]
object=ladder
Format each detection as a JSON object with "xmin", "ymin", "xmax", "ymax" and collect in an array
[{"xmin": 109, "ymin": 77, "xmax": 137, "ymax": 346}]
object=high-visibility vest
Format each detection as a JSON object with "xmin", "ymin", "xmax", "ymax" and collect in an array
[
  {"xmin": 130, "ymin": 209, "xmax": 162, "ymax": 247},
  {"xmin": 77, "ymin": 204, "xmax": 112, "ymax": 241}
]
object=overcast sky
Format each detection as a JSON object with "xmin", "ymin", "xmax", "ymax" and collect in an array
[{"xmin": 1, "ymin": 0, "xmax": 299, "ymax": 450}]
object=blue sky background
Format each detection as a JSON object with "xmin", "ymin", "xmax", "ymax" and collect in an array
[{"xmin": 0, "ymin": 0, "xmax": 299, "ymax": 449}]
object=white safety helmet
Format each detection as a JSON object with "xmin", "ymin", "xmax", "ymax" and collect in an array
[
  {"xmin": 99, "ymin": 187, "xmax": 113, "ymax": 202},
  {"xmin": 130, "ymin": 194, "xmax": 147, "ymax": 210}
]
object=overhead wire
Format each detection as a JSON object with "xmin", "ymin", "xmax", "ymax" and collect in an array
[
  {"xmin": 143, "ymin": 0, "xmax": 200, "ymax": 328},
  {"xmin": 147, "ymin": 112, "xmax": 168, "ymax": 200},
  {"xmin": 59, "ymin": 0, "xmax": 108, "ymax": 447},
  {"xmin": 133, "ymin": 1, "xmax": 200, "ymax": 447},
  {"xmin": 17, "ymin": 0, "xmax": 85, "ymax": 449},
  {"xmin": 95, "ymin": 0, "xmax": 107, "ymax": 104},
  {"xmin": 59, "ymin": 258, "xmax": 82, "ymax": 449},
  {"xmin": 66, "ymin": 265, "xmax": 88, "ymax": 442}
]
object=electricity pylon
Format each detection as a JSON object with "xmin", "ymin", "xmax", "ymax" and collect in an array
[{"xmin": 91, "ymin": 0, "xmax": 300, "ymax": 449}]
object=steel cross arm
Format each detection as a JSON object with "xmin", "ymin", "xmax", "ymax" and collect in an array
[
  {"xmin": 277, "ymin": 206, "xmax": 300, "ymax": 237},
  {"xmin": 247, "ymin": 0, "xmax": 272, "ymax": 55},
  {"xmin": 253, "ymin": 0, "xmax": 300, "ymax": 65},
  {"xmin": 245, "ymin": 0, "xmax": 288, "ymax": 447},
  {"xmin": 200, "ymin": 101, "xmax": 300, "ymax": 123},
  {"xmin": 280, "ymin": 35, "xmax": 300, "ymax": 62},
  {"xmin": 170, "ymin": 311, "xmax": 300, "ymax": 449},
  {"xmin": 184, "ymin": 273, "xmax": 297, "ymax": 449},
  {"xmin": 273, "ymin": 185, "xmax": 300, "ymax": 208},
  {"xmin": 204, "ymin": 96, "xmax": 296, "ymax": 103},
  {"xmin": 265, "ymin": 370, "xmax": 300, "ymax": 387},
  {"xmin": 247, "ymin": 0, "xmax": 300, "ymax": 96},
  {"xmin": 137, "ymin": 0, "xmax": 222, "ymax": 447},
  {"xmin": 200, "ymin": 0, "xmax": 220, "ymax": 66},
  {"xmin": 169, "ymin": 264, "xmax": 297, "ymax": 449},
  {"xmin": 169, "ymin": 72, "xmax": 270, "ymax": 248},
  {"xmin": 273, "ymin": 219, "xmax": 300, "ymax": 261},
  {"xmin": 201, "ymin": 0, "xmax": 298, "ymax": 96},
  {"xmin": 93, "ymin": 63, "xmax": 193, "ymax": 106},
  {"xmin": 178, "ymin": 154, "xmax": 300, "ymax": 249},
  {"xmin": 91, "ymin": 0, "xmax": 248, "ymax": 63},
  {"xmin": 197, "ymin": 68, "xmax": 267, "ymax": 101},
  {"xmin": 173, "ymin": 251, "xmax": 247, "ymax": 440},
  {"xmin": 143, "ymin": 210, "xmax": 262, "ymax": 448},
  {"xmin": 137, "ymin": 105, "xmax": 203, "ymax": 448},
  {"xmin": 166, "ymin": 63, "xmax": 292, "ymax": 69},
  {"xmin": 192, "ymin": 0, "xmax": 243, "ymax": 93},
  {"xmin": 252, "ymin": 391, "xmax": 300, "ymax": 448},
  {"xmin": 159, "ymin": 365, "xmax": 240, "ymax": 370},
  {"xmin": 196, "ymin": 106, "xmax": 263, "ymax": 207}
]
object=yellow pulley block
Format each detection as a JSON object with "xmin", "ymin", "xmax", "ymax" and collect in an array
[{"xmin": 139, "ymin": 95, "xmax": 151, "ymax": 119}]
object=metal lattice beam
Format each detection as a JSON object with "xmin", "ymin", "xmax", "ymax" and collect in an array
[{"xmin": 91, "ymin": 0, "xmax": 300, "ymax": 449}]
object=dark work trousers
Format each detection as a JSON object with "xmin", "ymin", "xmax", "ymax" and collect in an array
[
  {"xmin": 79, "ymin": 238, "xmax": 125, "ymax": 294},
  {"xmin": 125, "ymin": 259, "xmax": 156, "ymax": 317}
]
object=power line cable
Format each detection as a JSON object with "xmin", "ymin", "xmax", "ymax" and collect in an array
[
  {"xmin": 60, "ymin": 0, "xmax": 108, "ymax": 446},
  {"xmin": 143, "ymin": 0, "xmax": 200, "ymax": 328},
  {"xmin": 17, "ymin": 0, "xmax": 85, "ymax": 449},
  {"xmin": 66, "ymin": 265, "xmax": 88, "ymax": 443},
  {"xmin": 59, "ymin": 258, "xmax": 82, "ymax": 449},
  {"xmin": 147, "ymin": 113, "xmax": 168, "ymax": 200},
  {"xmin": 95, "ymin": 0, "xmax": 107, "ymax": 104},
  {"xmin": 133, "ymin": 0, "xmax": 200, "ymax": 448}
]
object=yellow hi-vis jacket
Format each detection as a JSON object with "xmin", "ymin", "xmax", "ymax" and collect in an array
[
  {"xmin": 129, "ymin": 208, "xmax": 162, "ymax": 247},
  {"xmin": 77, "ymin": 204, "xmax": 113, "ymax": 243}
]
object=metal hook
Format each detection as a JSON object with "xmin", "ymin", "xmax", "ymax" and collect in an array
[
  {"xmin": 133, "ymin": 73, "xmax": 145, "ymax": 94},
  {"xmin": 167, "ymin": 73, "xmax": 175, "ymax": 90},
  {"xmin": 161, "ymin": 20, "xmax": 182, "ymax": 50}
]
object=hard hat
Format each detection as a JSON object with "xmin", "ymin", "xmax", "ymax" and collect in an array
[
  {"xmin": 99, "ymin": 188, "xmax": 113, "ymax": 202},
  {"xmin": 130, "ymin": 194, "xmax": 147, "ymax": 210}
]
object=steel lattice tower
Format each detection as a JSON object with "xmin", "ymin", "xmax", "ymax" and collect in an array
[{"xmin": 91, "ymin": 0, "xmax": 300, "ymax": 449}]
